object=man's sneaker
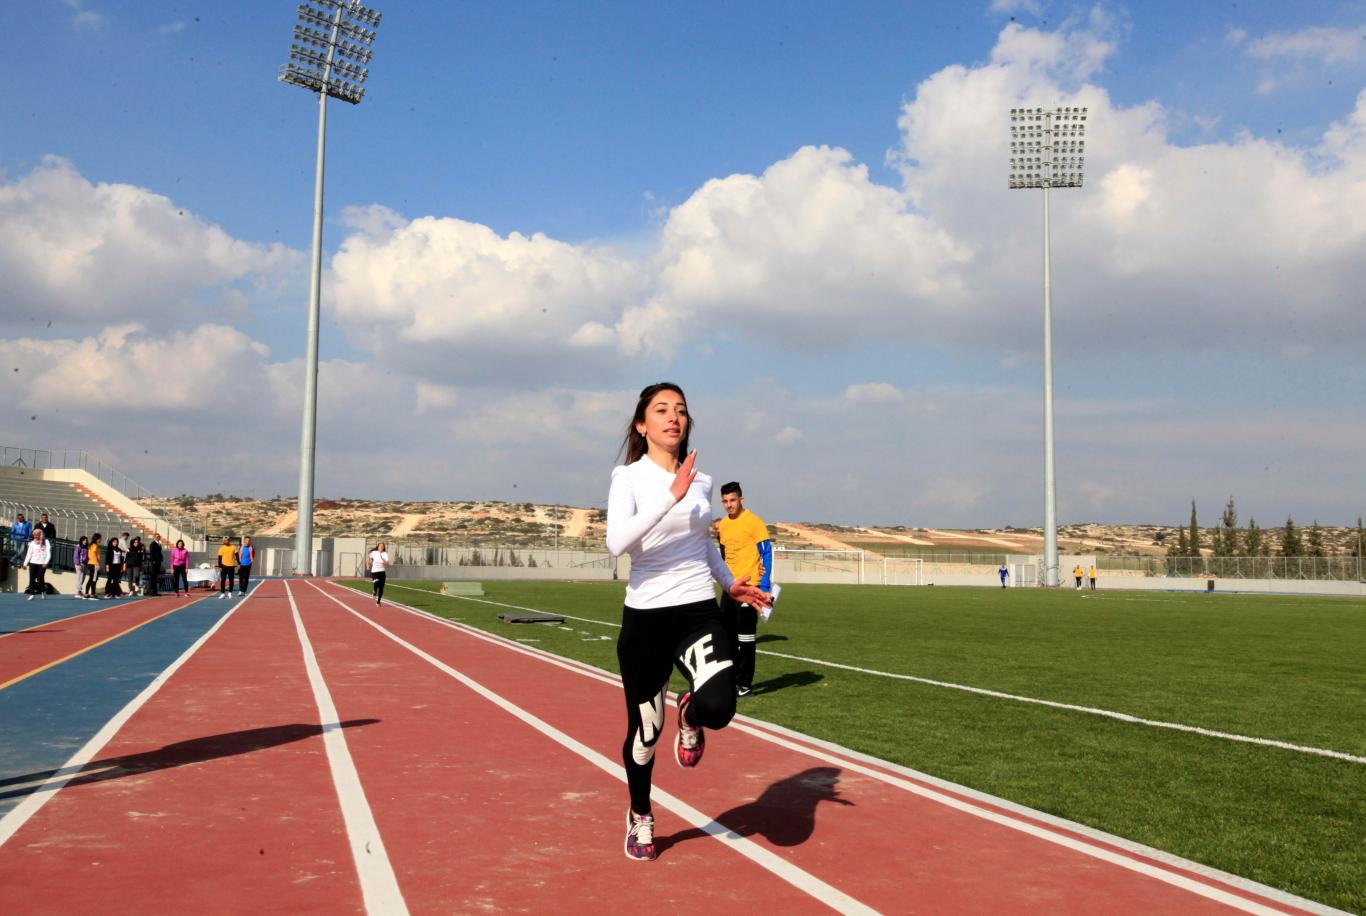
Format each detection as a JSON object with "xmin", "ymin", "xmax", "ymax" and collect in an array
[
  {"xmin": 624, "ymin": 808, "xmax": 656, "ymax": 861},
  {"xmin": 674, "ymin": 692, "xmax": 705, "ymax": 768},
  {"xmin": 26, "ymin": 595, "xmax": 34, "ymax": 601}
]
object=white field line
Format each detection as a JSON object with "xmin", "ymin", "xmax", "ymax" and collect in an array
[
  {"xmin": 0, "ymin": 589, "xmax": 247, "ymax": 847},
  {"xmin": 337, "ymin": 583, "xmax": 1344, "ymax": 916},
  {"xmin": 308, "ymin": 581, "xmax": 876, "ymax": 915},
  {"xmin": 284, "ymin": 582, "xmax": 408, "ymax": 916},
  {"xmin": 383, "ymin": 583, "xmax": 1365, "ymax": 766}
]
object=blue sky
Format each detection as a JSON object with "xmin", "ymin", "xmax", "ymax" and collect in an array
[{"xmin": 3, "ymin": 0, "xmax": 1365, "ymax": 529}]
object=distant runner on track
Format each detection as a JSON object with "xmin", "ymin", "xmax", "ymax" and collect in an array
[
  {"xmin": 366, "ymin": 542, "xmax": 390, "ymax": 605},
  {"xmin": 606, "ymin": 382, "xmax": 771, "ymax": 862}
]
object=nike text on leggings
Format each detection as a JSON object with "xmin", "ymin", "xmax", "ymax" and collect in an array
[{"xmin": 618, "ymin": 599, "xmax": 737, "ymax": 814}]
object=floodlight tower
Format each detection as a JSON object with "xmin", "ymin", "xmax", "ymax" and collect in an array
[
  {"xmin": 1009, "ymin": 106, "xmax": 1086, "ymax": 588},
  {"xmin": 279, "ymin": 0, "xmax": 382, "ymax": 575}
]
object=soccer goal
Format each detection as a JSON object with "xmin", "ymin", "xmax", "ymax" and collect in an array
[{"xmin": 878, "ymin": 556, "xmax": 925, "ymax": 586}]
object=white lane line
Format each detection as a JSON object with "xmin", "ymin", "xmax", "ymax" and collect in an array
[
  {"xmin": 337, "ymin": 583, "xmax": 1344, "ymax": 916},
  {"xmin": 309, "ymin": 581, "xmax": 875, "ymax": 915},
  {"xmin": 0, "ymin": 589, "xmax": 248, "ymax": 847},
  {"xmin": 383, "ymin": 583, "xmax": 1364, "ymax": 766},
  {"xmin": 284, "ymin": 582, "xmax": 408, "ymax": 916}
]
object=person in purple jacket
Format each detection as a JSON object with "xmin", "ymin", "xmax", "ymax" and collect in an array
[{"xmin": 74, "ymin": 536, "xmax": 90, "ymax": 599}]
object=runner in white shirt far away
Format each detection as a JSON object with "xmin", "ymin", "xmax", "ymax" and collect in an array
[{"xmin": 366, "ymin": 542, "xmax": 390, "ymax": 606}]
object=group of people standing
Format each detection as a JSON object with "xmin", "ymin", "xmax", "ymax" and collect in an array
[
  {"xmin": 73, "ymin": 532, "xmax": 178, "ymax": 599},
  {"xmin": 214, "ymin": 536, "xmax": 256, "ymax": 598},
  {"xmin": 7, "ymin": 509, "xmax": 257, "ymax": 601}
]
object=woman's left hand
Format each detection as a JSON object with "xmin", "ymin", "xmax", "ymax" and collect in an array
[{"xmin": 728, "ymin": 577, "xmax": 771, "ymax": 611}]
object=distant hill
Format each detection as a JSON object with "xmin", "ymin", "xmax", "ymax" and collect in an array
[{"xmin": 139, "ymin": 495, "xmax": 1363, "ymax": 557}]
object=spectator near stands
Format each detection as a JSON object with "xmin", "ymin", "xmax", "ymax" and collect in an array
[
  {"xmin": 104, "ymin": 537, "xmax": 126, "ymax": 598},
  {"xmin": 22, "ymin": 529, "xmax": 51, "ymax": 600},
  {"xmin": 37, "ymin": 512, "xmax": 56, "ymax": 542},
  {"xmin": 74, "ymin": 536, "xmax": 90, "ymax": 599},
  {"xmin": 217, "ymin": 536, "xmax": 239, "ymax": 598},
  {"xmin": 237, "ymin": 536, "xmax": 255, "ymax": 595},
  {"xmin": 85, "ymin": 534, "xmax": 103, "ymax": 598},
  {"xmin": 170, "ymin": 539, "xmax": 190, "ymax": 596},
  {"xmin": 146, "ymin": 534, "xmax": 164, "ymax": 596},
  {"xmin": 125, "ymin": 537, "xmax": 145, "ymax": 596},
  {"xmin": 9, "ymin": 513, "xmax": 32, "ymax": 562}
]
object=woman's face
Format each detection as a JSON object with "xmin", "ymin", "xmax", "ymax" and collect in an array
[{"xmin": 635, "ymin": 389, "xmax": 688, "ymax": 456}]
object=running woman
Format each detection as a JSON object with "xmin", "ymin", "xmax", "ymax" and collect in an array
[
  {"xmin": 606, "ymin": 382, "xmax": 770, "ymax": 862},
  {"xmin": 367, "ymin": 542, "xmax": 390, "ymax": 605}
]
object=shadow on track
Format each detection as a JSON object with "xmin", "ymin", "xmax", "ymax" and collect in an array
[
  {"xmin": 656, "ymin": 766, "xmax": 853, "ymax": 854},
  {"xmin": 0, "ymin": 720, "xmax": 380, "ymax": 799},
  {"xmin": 749, "ymin": 670, "xmax": 823, "ymax": 696}
]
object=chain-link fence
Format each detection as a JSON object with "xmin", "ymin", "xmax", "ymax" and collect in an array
[
  {"xmin": 1147, "ymin": 555, "xmax": 1365, "ymax": 581},
  {"xmin": 390, "ymin": 540, "xmax": 614, "ymax": 571}
]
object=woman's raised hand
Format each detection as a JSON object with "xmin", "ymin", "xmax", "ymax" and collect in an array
[
  {"xmin": 669, "ymin": 449, "xmax": 699, "ymax": 502},
  {"xmin": 728, "ymin": 577, "xmax": 772, "ymax": 611}
]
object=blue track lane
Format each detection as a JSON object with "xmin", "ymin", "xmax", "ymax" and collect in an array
[
  {"xmin": 0, "ymin": 594, "xmax": 157, "ymax": 635},
  {"xmin": 0, "ymin": 594, "xmax": 232, "ymax": 817}
]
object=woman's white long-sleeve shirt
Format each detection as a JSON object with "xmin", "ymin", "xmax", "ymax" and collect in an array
[
  {"xmin": 22, "ymin": 540, "xmax": 51, "ymax": 566},
  {"xmin": 606, "ymin": 457, "xmax": 734, "ymax": 609}
]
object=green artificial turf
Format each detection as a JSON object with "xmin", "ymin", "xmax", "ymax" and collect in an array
[{"xmin": 340, "ymin": 578, "xmax": 1366, "ymax": 911}]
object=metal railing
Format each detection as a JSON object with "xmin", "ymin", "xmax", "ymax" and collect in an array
[
  {"xmin": 1150, "ymin": 555, "xmax": 1365, "ymax": 582},
  {"xmin": 3, "ymin": 446, "xmax": 156, "ymax": 500},
  {"xmin": 1, "ymin": 446, "xmax": 204, "ymax": 542},
  {"xmin": 1, "ymin": 500, "xmax": 201, "ymax": 545},
  {"xmin": 2, "ymin": 534, "xmax": 77, "ymax": 572},
  {"xmin": 390, "ymin": 541, "xmax": 611, "ymax": 570}
]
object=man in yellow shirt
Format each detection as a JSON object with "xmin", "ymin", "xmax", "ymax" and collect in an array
[
  {"xmin": 1088, "ymin": 564, "xmax": 1097, "ymax": 591},
  {"xmin": 715, "ymin": 481, "xmax": 772, "ymax": 697},
  {"xmin": 1073, "ymin": 564, "xmax": 1084, "ymax": 590},
  {"xmin": 217, "ymin": 536, "xmax": 239, "ymax": 599}
]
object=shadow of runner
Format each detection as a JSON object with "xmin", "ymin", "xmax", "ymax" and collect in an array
[
  {"xmin": 754, "ymin": 634, "xmax": 788, "ymax": 645},
  {"xmin": 0, "ymin": 719, "xmax": 380, "ymax": 799},
  {"xmin": 656, "ymin": 766, "xmax": 853, "ymax": 854},
  {"xmin": 749, "ymin": 670, "xmax": 823, "ymax": 695}
]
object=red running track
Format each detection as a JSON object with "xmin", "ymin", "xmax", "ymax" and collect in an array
[{"xmin": 0, "ymin": 579, "xmax": 1329, "ymax": 914}]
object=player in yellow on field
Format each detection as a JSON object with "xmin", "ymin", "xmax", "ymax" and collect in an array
[{"xmin": 716, "ymin": 481, "xmax": 772, "ymax": 697}]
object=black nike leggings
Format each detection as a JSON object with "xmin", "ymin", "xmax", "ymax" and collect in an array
[
  {"xmin": 618, "ymin": 599, "xmax": 736, "ymax": 815},
  {"xmin": 371, "ymin": 570, "xmax": 386, "ymax": 602}
]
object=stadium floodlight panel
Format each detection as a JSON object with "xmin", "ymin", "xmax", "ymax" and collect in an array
[
  {"xmin": 1007, "ymin": 105, "xmax": 1087, "ymax": 189},
  {"xmin": 280, "ymin": 0, "xmax": 381, "ymax": 105}
]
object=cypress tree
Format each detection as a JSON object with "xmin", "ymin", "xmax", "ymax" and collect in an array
[
  {"xmin": 1281, "ymin": 517, "xmax": 1304, "ymax": 557},
  {"xmin": 1220, "ymin": 496, "xmax": 1239, "ymax": 556},
  {"xmin": 1188, "ymin": 500, "xmax": 1202, "ymax": 557},
  {"xmin": 1244, "ymin": 518, "xmax": 1263, "ymax": 556},
  {"xmin": 1307, "ymin": 521, "xmax": 1325, "ymax": 558},
  {"xmin": 1358, "ymin": 516, "xmax": 1364, "ymax": 563}
]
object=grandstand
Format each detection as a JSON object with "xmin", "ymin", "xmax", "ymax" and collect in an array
[
  {"xmin": 0, "ymin": 455, "xmax": 209, "ymax": 594},
  {"xmin": 0, "ymin": 467, "xmax": 196, "ymax": 546}
]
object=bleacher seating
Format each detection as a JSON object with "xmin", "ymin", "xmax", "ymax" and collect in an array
[{"xmin": 0, "ymin": 474, "xmax": 154, "ymax": 541}]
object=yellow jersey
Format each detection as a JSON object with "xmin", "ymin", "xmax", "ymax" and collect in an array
[
  {"xmin": 716, "ymin": 509, "xmax": 770, "ymax": 587},
  {"xmin": 218, "ymin": 545, "xmax": 239, "ymax": 567}
]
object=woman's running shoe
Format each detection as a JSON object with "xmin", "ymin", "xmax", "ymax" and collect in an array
[
  {"xmin": 624, "ymin": 808, "xmax": 656, "ymax": 861},
  {"xmin": 674, "ymin": 692, "xmax": 705, "ymax": 768}
]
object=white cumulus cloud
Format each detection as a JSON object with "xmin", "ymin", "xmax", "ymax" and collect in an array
[{"xmin": 0, "ymin": 157, "xmax": 294, "ymax": 327}]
